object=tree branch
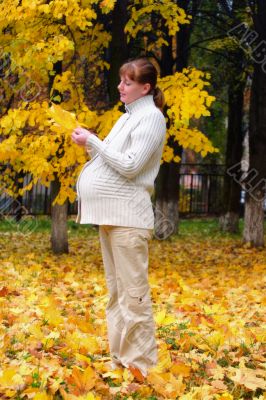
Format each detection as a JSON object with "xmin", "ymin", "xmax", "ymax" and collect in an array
[
  {"xmin": 193, "ymin": 14, "xmax": 232, "ymax": 34},
  {"xmin": 188, "ymin": 34, "xmax": 228, "ymax": 51},
  {"xmin": 192, "ymin": 44, "xmax": 238, "ymax": 62},
  {"xmin": 64, "ymin": 26, "xmax": 78, "ymax": 71}
]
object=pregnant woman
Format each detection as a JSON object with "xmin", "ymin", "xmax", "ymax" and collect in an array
[{"xmin": 71, "ymin": 57, "xmax": 166, "ymax": 381}]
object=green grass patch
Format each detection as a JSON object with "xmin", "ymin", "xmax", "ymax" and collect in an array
[
  {"xmin": 0, "ymin": 215, "xmax": 98, "ymax": 236},
  {"xmin": 178, "ymin": 217, "xmax": 244, "ymax": 238},
  {"xmin": 0, "ymin": 215, "xmax": 265, "ymax": 241}
]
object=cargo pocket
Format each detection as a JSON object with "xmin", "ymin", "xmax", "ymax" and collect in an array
[
  {"xmin": 127, "ymin": 284, "xmax": 149, "ymax": 312},
  {"xmin": 129, "ymin": 229, "xmax": 153, "ymax": 247}
]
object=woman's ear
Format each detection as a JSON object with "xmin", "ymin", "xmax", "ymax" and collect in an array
[{"xmin": 143, "ymin": 82, "xmax": 151, "ymax": 95}]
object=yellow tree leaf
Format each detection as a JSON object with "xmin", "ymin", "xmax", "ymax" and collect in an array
[{"xmin": 229, "ymin": 367, "xmax": 266, "ymax": 391}]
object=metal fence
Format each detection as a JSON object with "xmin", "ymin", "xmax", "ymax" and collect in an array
[
  {"xmin": 0, "ymin": 164, "xmax": 226, "ymax": 217},
  {"xmin": 179, "ymin": 163, "xmax": 226, "ymax": 215}
]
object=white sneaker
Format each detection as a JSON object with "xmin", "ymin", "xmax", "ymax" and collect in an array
[{"xmin": 106, "ymin": 360, "xmax": 123, "ymax": 370}]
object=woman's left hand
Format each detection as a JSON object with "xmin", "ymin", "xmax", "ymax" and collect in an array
[{"xmin": 71, "ymin": 127, "xmax": 92, "ymax": 146}]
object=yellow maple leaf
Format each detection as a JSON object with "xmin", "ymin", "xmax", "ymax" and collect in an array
[
  {"xmin": 43, "ymin": 307, "xmax": 64, "ymax": 327},
  {"xmin": 75, "ymin": 353, "xmax": 92, "ymax": 365},
  {"xmin": 214, "ymin": 391, "xmax": 233, "ymax": 399},
  {"xmin": 66, "ymin": 366, "xmax": 97, "ymax": 394},
  {"xmin": 147, "ymin": 371, "xmax": 186, "ymax": 398},
  {"xmin": 65, "ymin": 332, "xmax": 100, "ymax": 353},
  {"xmin": 0, "ymin": 368, "xmax": 17, "ymax": 386},
  {"xmin": 170, "ymin": 361, "xmax": 191, "ymax": 377},
  {"xmin": 33, "ymin": 393, "xmax": 53, "ymax": 400},
  {"xmin": 229, "ymin": 367, "xmax": 266, "ymax": 391},
  {"xmin": 60, "ymin": 389, "xmax": 97, "ymax": 400},
  {"xmin": 154, "ymin": 309, "xmax": 176, "ymax": 325},
  {"xmin": 47, "ymin": 104, "xmax": 88, "ymax": 132},
  {"xmin": 149, "ymin": 343, "xmax": 172, "ymax": 373}
]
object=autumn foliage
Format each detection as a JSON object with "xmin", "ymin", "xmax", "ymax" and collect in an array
[
  {"xmin": 0, "ymin": 0, "xmax": 217, "ymax": 205},
  {"xmin": 0, "ymin": 227, "xmax": 265, "ymax": 399}
]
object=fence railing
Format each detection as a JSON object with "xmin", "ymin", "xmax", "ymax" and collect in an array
[
  {"xmin": 0, "ymin": 164, "xmax": 227, "ymax": 217},
  {"xmin": 179, "ymin": 163, "xmax": 226, "ymax": 215}
]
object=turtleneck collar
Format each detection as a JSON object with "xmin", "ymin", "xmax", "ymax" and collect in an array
[{"xmin": 124, "ymin": 95, "xmax": 155, "ymax": 115}]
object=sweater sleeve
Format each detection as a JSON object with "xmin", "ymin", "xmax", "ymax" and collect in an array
[
  {"xmin": 86, "ymin": 145, "xmax": 97, "ymax": 159},
  {"xmin": 85, "ymin": 111, "xmax": 166, "ymax": 179}
]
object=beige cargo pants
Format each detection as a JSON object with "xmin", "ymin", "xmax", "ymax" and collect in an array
[{"xmin": 99, "ymin": 225, "xmax": 158, "ymax": 377}]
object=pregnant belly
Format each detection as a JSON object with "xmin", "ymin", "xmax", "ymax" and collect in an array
[
  {"xmin": 78, "ymin": 162, "xmax": 136, "ymax": 201},
  {"xmin": 78, "ymin": 166, "xmax": 99, "ymax": 201}
]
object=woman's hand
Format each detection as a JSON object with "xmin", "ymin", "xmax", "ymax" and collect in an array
[{"xmin": 71, "ymin": 127, "xmax": 94, "ymax": 146}]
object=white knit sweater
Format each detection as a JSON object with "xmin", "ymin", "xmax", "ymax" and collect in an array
[{"xmin": 75, "ymin": 94, "xmax": 166, "ymax": 229}]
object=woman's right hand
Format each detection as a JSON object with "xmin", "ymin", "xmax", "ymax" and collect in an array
[{"xmin": 71, "ymin": 127, "xmax": 95, "ymax": 146}]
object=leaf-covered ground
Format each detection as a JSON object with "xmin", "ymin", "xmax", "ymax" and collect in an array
[{"xmin": 0, "ymin": 221, "xmax": 265, "ymax": 400}]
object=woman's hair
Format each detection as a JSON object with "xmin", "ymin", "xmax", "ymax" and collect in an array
[{"xmin": 119, "ymin": 57, "xmax": 165, "ymax": 110}]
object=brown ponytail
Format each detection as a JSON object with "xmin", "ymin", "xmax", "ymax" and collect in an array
[
  {"xmin": 151, "ymin": 86, "xmax": 165, "ymax": 110},
  {"xmin": 119, "ymin": 57, "xmax": 165, "ymax": 111}
]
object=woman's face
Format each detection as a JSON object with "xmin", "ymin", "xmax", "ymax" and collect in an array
[{"xmin": 117, "ymin": 74, "xmax": 151, "ymax": 105}]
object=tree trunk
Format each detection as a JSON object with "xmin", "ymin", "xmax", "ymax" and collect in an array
[
  {"xmin": 49, "ymin": 61, "xmax": 69, "ymax": 254},
  {"xmin": 219, "ymin": 0, "xmax": 247, "ymax": 233},
  {"xmin": 175, "ymin": 0, "xmax": 192, "ymax": 72},
  {"xmin": 14, "ymin": 171, "xmax": 25, "ymax": 222},
  {"xmin": 107, "ymin": 0, "xmax": 129, "ymax": 104},
  {"xmin": 219, "ymin": 81, "xmax": 245, "ymax": 233},
  {"xmin": 154, "ymin": 20, "xmax": 179, "ymax": 239},
  {"xmin": 154, "ymin": 0, "xmax": 195, "ymax": 238},
  {"xmin": 50, "ymin": 175, "xmax": 69, "ymax": 254},
  {"xmin": 243, "ymin": 190, "xmax": 264, "ymax": 247},
  {"xmin": 243, "ymin": 1, "xmax": 266, "ymax": 247},
  {"xmin": 220, "ymin": 211, "xmax": 240, "ymax": 233},
  {"xmin": 154, "ymin": 159, "xmax": 181, "ymax": 239},
  {"xmin": 243, "ymin": 63, "xmax": 266, "ymax": 246}
]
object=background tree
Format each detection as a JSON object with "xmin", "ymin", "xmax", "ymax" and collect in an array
[
  {"xmin": 0, "ymin": 0, "xmax": 218, "ymax": 252},
  {"xmin": 124, "ymin": 0, "xmax": 218, "ymax": 238},
  {"xmin": 186, "ymin": 0, "xmax": 262, "ymax": 237},
  {"xmin": 0, "ymin": 0, "xmax": 114, "ymax": 253},
  {"xmin": 216, "ymin": 0, "xmax": 266, "ymax": 246},
  {"xmin": 154, "ymin": 0, "xmax": 202, "ymax": 238},
  {"xmin": 242, "ymin": 0, "xmax": 266, "ymax": 247},
  {"xmin": 206, "ymin": 0, "xmax": 248, "ymax": 233},
  {"xmin": 49, "ymin": 61, "xmax": 69, "ymax": 254},
  {"xmin": 107, "ymin": 0, "xmax": 129, "ymax": 103}
]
